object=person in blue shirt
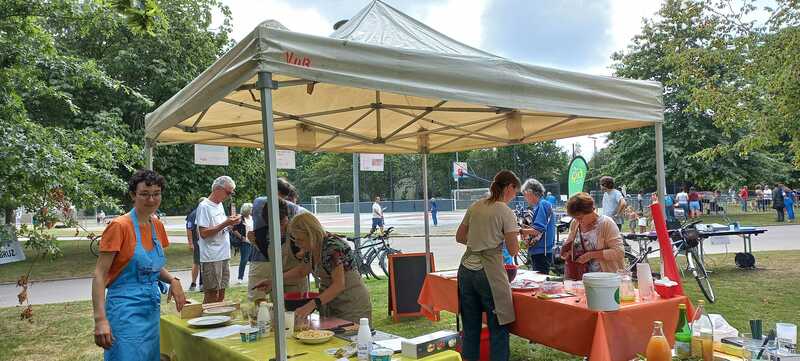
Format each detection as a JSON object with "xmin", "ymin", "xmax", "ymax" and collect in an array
[
  {"xmin": 519, "ymin": 178, "xmax": 556, "ymax": 274},
  {"xmin": 545, "ymin": 192, "xmax": 557, "ymax": 208},
  {"xmin": 663, "ymin": 193, "xmax": 675, "ymax": 222}
]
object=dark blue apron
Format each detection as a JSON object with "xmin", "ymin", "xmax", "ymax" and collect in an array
[{"xmin": 104, "ymin": 211, "xmax": 166, "ymax": 361}]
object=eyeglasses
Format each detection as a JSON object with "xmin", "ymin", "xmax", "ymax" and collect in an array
[
  {"xmin": 224, "ymin": 188, "xmax": 235, "ymax": 197},
  {"xmin": 136, "ymin": 192, "xmax": 162, "ymax": 199}
]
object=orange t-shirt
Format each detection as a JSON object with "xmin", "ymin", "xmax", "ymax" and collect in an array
[{"xmin": 99, "ymin": 214, "xmax": 170, "ymax": 286}]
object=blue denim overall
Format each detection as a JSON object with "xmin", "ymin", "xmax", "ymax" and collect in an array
[{"xmin": 104, "ymin": 211, "xmax": 165, "ymax": 361}]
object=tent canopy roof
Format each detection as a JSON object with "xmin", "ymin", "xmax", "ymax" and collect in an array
[{"xmin": 145, "ymin": 0, "xmax": 663, "ymax": 154}]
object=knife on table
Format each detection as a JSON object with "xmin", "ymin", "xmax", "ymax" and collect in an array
[{"xmin": 268, "ymin": 352, "xmax": 308, "ymax": 361}]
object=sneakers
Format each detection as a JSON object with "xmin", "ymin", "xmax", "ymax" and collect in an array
[
  {"xmin": 189, "ymin": 283, "xmax": 197, "ymax": 292},
  {"xmin": 235, "ymin": 279, "xmax": 244, "ymax": 285}
]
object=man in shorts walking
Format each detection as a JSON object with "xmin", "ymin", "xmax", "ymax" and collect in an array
[{"xmin": 197, "ymin": 176, "xmax": 240, "ymax": 303}]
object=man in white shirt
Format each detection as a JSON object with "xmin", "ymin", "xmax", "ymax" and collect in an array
[
  {"xmin": 600, "ymin": 176, "xmax": 627, "ymax": 230},
  {"xmin": 196, "ymin": 176, "xmax": 241, "ymax": 303},
  {"xmin": 370, "ymin": 195, "xmax": 385, "ymax": 235}
]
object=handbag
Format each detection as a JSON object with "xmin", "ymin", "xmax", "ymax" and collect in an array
[{"xmin": 564, "ymin": 225, "xmax": 590, "ymax": 281}]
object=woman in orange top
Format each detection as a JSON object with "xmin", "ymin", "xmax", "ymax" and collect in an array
[{"xmin": 91, "ymin": 170, "xmax": 186, "ymax": 360}]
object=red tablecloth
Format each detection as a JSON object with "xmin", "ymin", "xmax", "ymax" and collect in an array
[{"xmin": 418, "ymin": 274, "xmax": 689, "ymax": 361}]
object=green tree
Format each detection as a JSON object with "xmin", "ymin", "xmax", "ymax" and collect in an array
[{"xmin": 604, "ymin": 0, "xmax": 790, "ymax": 192}]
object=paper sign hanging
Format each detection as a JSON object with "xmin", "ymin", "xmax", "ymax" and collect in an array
[
  {"xmin": 276, "ymin": 150, "xmax": 296, "ymax": 169},
  {"xmin": 567, "ymin": 156, "xmax": 588, "ymax": 196},
  {"xmin": 194, "ymin": 144, "xmax": 229, "ymax": 166},
  {"xmin": 0, "ymin": 226, "xmax": 26, "ymax": 265},
  {"xmin": 359, "ymin": 153, "xmax": 384, "ymax": 171}
]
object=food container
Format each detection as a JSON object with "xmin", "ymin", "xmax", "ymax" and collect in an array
[
  {"xmin": 370, "ymin": 348, "xmax": 394, "ymax": 361},
  {"xmin": 240, "ymin": 327, "xmax": 260, "ymax": 343},
  {"xmin": 583, "ymin": 272, "xmax": 621, "ymax": 311}
]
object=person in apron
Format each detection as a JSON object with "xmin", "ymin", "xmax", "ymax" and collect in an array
[
  {"xmin": 252, "ymin": 212, "xmax": 372, "ymax": 324},
  {"xmin": 91, "ymin": 169, "xmax": 186, "ymax": 360},
  {"xmin": 456, "ymin": 170, "xmax": 521, "ymax": 361}
]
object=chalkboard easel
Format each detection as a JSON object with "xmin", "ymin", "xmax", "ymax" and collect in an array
[{"xmin": 387, "ymin": 252, "xmax": 435, "ymax": 322}]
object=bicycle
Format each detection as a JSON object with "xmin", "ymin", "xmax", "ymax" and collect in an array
[
  {"xmin": 623, "ymin": 220, "xmax": 716, "ymax": 303},
  {"xmin": 347, "ymin": 227, "xmax": 401, "ymax": 279},
  {"xmin": 90, "ymin": 237, "xmax": 100, "ymax": 256}
]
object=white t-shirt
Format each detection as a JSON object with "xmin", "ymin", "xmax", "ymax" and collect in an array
[
  {"xmin": 637, "ymin": 217, "xmax": 648, "ymax": 227},
  {"xmin": 195, "ymin": 199, "xmax": 231, "ymax": 262},
  {"xmin": 676, "ymin": 192, "xmax": 689, "ymax": 204},
  {"xmin": 372, "ymin": 202, "xmax": 383, "ymax": 219},
  {"xmin": 764, "ymin": 189, "xmax": 773, "ymax": 200},
  {"xmin": 244, "ymin": 215, "xmax": 254, "ymax": 233}
]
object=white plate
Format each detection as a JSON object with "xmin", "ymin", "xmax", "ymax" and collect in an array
[
  {"xmin": 187, "ymin": 315, "xmax": 232, "ymax": 328},
  {"xmin": 203, "ymin": 306, "xmax": 237, "ymax": 316}
]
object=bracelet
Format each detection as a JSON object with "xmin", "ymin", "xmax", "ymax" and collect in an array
[{"xmin": 313, "ymin": 298, "xmax": 322, "ymax": 310}]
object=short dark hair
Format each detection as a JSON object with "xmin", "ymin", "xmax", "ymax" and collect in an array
[
  {"xmin": 261, "ymin": 198, "xmax": 290, "ymax": 224},
  {"xmin": 277, "ymin": 178, "xmax": 298, "ymax": 199},
  {"xmin": 566, "ymin": 192, "xmax": 595, "ymax": 216},
  {"xmin": 128, "ymin": 169, "xmax": 165, "ymax": 194},
  {"xmin": 599, "ymin": 176, "xmax": 615, "ymax": 189}
]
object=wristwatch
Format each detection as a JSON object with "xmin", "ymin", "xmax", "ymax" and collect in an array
[{"xmin": 313, "ymin": 298, "xmax": 322, "ymax": 310}]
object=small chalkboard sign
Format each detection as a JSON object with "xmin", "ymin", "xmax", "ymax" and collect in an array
[{"xmin": 388, "ymin": 252, "xmax": 435, "ymax": 322}]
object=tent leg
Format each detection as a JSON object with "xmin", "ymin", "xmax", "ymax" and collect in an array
[
  {"xmin": 654, "ymin": 123, "xmax": 667, "ymax": 276},
  {"xmin": 144, "ymin": 138, "xmax": 154, "ymax": 171},
  {"xmin": 258, "ymin": 71, "xmax": 287, "ymax": 361},
  {"xmin": 654, "ymin": 123, "xmax": 667, "ymax": 212},
  {"xmin": 353, "ymin": 153, "xmax": 361, "ymax": 246},
  {"xmin": 422, "ymin": 154, "xmax": 431, "ymax": 273}
]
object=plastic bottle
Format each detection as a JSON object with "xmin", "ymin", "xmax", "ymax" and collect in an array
[
  {"xmin": 357, "ymin": 317, "xmax": 372, "ymax": 361},
  {"xmin": 257, "ymin": 301, "xmax": 271, "ymax": 337},
  {"xmin": 646, "ymin": 321, "xmax": 672, "ymax": 361},
  {"xmin": 674, "ymin": 303, "xmax": 692, "ymax": 358},
  {"xmin": 691, "ymin": 300, "xmax": 714, "ymax": 361}
]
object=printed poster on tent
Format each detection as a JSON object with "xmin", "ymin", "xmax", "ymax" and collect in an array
[
  {"xmin": 194, "ymin": 144, "xmax": 229, "ymax": 166},
  {"xmin": 360, "ymin": 153, "xmax": 384, "ymax": 171},
  {"xmin": 452, "ymin": 162, "xmax": 468, "ymax": 181}
]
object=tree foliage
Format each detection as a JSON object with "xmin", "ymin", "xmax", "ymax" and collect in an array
[{"xmin": 604, "ymin": 0, "xmax": 794, "ymax": 191}]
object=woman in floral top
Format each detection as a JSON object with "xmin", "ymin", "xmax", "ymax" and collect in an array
[{"xmin": 253, "ymin": 212, "xmax": 372, "ymax": 324}]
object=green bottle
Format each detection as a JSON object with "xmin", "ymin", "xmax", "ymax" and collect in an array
[{"xmin": 674, "ymin": 303, "xmax": 692, "ymax": 357}]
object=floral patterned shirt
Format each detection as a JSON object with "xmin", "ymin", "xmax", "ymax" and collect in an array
[{"xmin": 305, "ymin": 234, "xmax": 357, "ymax": 275}]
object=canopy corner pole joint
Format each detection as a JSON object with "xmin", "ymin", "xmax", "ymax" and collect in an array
[{"xmin": 257, "ymin": 70, "xmax": 287, "ymax": 361}]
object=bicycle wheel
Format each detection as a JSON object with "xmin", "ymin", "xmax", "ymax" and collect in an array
[
  {"xmin": 378, "ymin": 247, "xmax": 401, "ymax": 275},
  {"xmin": 363, "ymin": 248, "xmax": 382, "ymax": 279},
  {"xmin": 688, "ymin": 249, "xmax": 716, "ymax": 303},
  {"xmin": 90, "ymin": 238, "xmax": 100, "ymax": 257},
  {"xmin": 515, "ymin": 248, "xmax": 530, "ymax": 268}
]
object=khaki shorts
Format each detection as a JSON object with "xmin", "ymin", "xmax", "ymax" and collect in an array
[{"xmin": 201, "ymin": 260, "xmax": 230, "ymax": 291}]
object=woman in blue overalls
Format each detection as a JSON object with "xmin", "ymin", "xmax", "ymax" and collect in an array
[{"xmin": 92, "ymin": 170, "xmax": 186, "ymax": 360}]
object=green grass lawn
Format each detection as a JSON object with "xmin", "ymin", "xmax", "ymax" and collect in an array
[
  {"xmin": 2, "ymin": 251, "xmax": 798, "ymax": 361},
  {"xmin": 693, "ymin": 204, "xmax": 797, "ymax": 227},
  {"xmin": 0, "ymin": 240, "xmax": 239, "ymax": 284}
]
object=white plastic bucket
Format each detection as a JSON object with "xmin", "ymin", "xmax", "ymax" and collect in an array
[{"xmin": 582, "ymin": 272, "xmax": 621, "ymax": 311}]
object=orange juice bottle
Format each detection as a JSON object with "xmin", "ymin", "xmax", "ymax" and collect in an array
[{"xmin": 646, "ymin": 321, "xmax": 672, "ymax": 361}]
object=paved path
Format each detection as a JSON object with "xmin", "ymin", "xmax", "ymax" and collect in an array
[{"xmin": 2, "ymin": 223, "xmax": 798, "ymax": 307}]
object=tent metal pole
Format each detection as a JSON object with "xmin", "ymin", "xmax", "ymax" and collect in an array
[
  {"xmin": 422, "ymin": 153, "xmax": 431, "ymax": 273},
  {"xmin": 144, "ymin": 138, "xmax": 154, "ymax": 170},
  {"xmin": 654, "ymin": 122, "xmax": 667, "ymax": 277},
  {"xmin": 654, "ymin": 123, "xmax": 666, "ymax": 212},
  {"xmin": 258, "ymin": 71, "xmax": 287, "ymax": 361},
  {"xmin": 353, "ymin": 153, "xmax": 361, "ymax": 247}
]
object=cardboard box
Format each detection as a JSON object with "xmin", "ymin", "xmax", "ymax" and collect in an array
[
  {"xmin": 179, "ymin": 299, "xmax": 240, "ymax": 319},
  {"xmin": 401, "ymin": 331, "xmax": 460, "ymax": 359}
]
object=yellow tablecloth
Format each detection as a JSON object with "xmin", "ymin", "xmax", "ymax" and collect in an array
[{"xmin": 160, "ymin": 315, "xmax": 461, "ymax": 361}]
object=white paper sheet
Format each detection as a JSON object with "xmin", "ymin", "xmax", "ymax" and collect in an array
[
  {"xmin": 192, "ymin": 324, "xmax": 248, "ymax": 339},
  {"xmin": 375, "ymin": 338, "xmax": 405, "ymax": 352}
]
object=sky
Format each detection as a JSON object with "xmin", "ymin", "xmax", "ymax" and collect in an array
[{"xmin": 215, "ymin": 0, "xmax": 665, "ymax": 159}]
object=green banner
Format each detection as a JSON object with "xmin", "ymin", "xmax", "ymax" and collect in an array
[{"xmin": 567, "ymin": 156, "xmax": 589, "ymax": 196}]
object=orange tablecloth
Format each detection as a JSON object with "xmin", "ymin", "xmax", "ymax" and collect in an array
[{"xmin": 418, "ymin": 274, "xmax": 689, "ymax": 361}]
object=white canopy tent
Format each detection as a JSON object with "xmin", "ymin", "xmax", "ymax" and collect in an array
[{"xmin": 145, "ymin": 1, "xmax": 665, "ymax": 359}]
